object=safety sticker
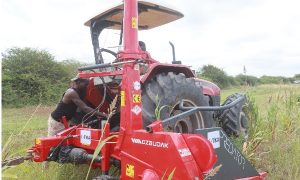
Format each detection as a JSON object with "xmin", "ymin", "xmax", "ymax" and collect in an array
[
  {"xmin": 131, "ymin": 105, "xmax": 142, "ymax": 115},
  {"xmin": 207, "ymin": 130, "xmax": 220, "ymax": 149},
  {"xmin": 133, "ymin": 94, "xmax": 141, "ymax": 103},
  {"xmin": 134, "ymin": 64, "xmax": 139, "ymax": 70},
  {"xmin": 35, "ymin": 138, "xmax": 41, "ymax": 145},
  {"xmin": 121, "ymin": 91, "xmax": 125, "ymax": 107},
  {"xmin": 133, "ymin": 81, "xmax": 141, "ymax": 91},
  {"xmin": 80, "ymin": 130, "xmax": 91, "ymax": 145},
  {"xmin": 178, "ymin": 148, "xmax": 192, "ymax": 157},
  {"xmin": 126, "ymin": 164, "xmax": 134, "ymax": 178},
  {"xmin": 132, "ymin": 17, "xmax": 137, "ymax": 29}
]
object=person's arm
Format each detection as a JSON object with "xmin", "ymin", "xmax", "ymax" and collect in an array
[{"xmin": 64, "ymin": 90, "xmax": 107, "ymax": 118}]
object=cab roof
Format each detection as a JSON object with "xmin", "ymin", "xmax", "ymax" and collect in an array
[{"xmin": 84, "ymin": 0, "xmax": 184, "ymax": 30}]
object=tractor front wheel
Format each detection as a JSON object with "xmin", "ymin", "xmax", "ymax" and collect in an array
[
  {"xmin": 142, "ymin": 72, "xmax": 214, "ymax": 133},
  {"xmin": 219, "ymin": 93, "xmax": 248, "ymax": 138}
]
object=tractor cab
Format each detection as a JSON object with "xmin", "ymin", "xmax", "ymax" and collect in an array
[{"xmin": 84, "ymin": 0, "xmax": 183, "ymax": 64}]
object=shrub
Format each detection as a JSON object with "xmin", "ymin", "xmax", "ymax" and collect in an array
[
  {"xmin": 1, "ymin": 47, "xmax": 81, "ymax": 107},
  {"xmin": 198, "ymin": 65, "xmax": 230, "ymax": 88}
]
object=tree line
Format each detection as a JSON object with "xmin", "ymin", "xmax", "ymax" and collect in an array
[
  {"xmin": 198, "ymin": 65, "xmax": 299, "ymax": 88},
  {"xmin": 2, "ymin": 47, "xmax": 299, "ymax": 107}
]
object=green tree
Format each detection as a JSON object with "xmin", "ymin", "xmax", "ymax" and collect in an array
[
  {"xmin": 198, "ymin": 65, "xmax": 230, "ymax": 88},
  {"xmin": 2, "ymin": 47, "xmax": 72, "ymax": 107},
  {"xmin": 235, "ymin": 74, "xmax": 259, "ymax": 86},
  {"xmin": 294, "ymin": 74, "xmax": 300, "ymax": 79},
  {"xmin": 60, "ymin": 59, "xmax": 86, "ymax": 78},
  {"xmin": 259, "ymin": 76, "xmax": 293, "ymax": 84},
  {"xmin": 227, "ymin": 75, "xmax": 239, "ymax": 86}
]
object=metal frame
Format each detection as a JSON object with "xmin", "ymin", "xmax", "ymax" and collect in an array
[{"xmin": 160, "ymin": 95, "xmax": 245, "ymax": 130}]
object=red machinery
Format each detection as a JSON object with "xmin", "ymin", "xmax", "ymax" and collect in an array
[{"xmin": 26, "ymin": 0, "xmax": 267, "ymax": 179}]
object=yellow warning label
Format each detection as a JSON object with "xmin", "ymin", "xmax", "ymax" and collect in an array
[
  {"xmin": 132, "ymin": 17, "xmax": 137, "ymax": 29},
  {"xmin": 121, "ymin": 91, "xmax": 125, "ymax": 107},
  {"xmin": 126, "ymin": 164, "xmax": 134, "ymax": 178},
  {"xmin": 35, "ymin": 138, "xmax": 41, "ymax": 145},
  {"xmin": 133, "ymin": 94, "xmax": 141, "ymax": 103}
]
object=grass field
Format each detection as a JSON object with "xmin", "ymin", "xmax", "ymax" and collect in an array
[
  {"xmin": 2, "ymin": 84, "xmax": 300, "ymax": 179},
  {"xmin": 2, "ymin": 107, "xmax": 101, "ymax": 179}
]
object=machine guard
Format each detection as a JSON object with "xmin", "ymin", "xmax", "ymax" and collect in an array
[{"xmin": 195, "ymin": 127, "xmax": 265, "ymax": 180}]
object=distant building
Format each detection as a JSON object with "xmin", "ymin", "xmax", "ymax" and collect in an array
[{"xmin": 294, "ymin": 80, "xmax": 300, "ymax": 84}]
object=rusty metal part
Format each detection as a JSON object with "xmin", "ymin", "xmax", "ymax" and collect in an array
[
  {"xmin": 2, "ymin": 151, "xmax": 33, "ymax": 167},
  {"xmin": 2, "ymin": 156, "xmax": 25, "ymax": 167}
]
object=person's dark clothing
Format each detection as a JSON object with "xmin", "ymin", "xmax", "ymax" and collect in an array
[{"xmin": 51, "ymin": 88, "xmax": 85, "ymax": 122}]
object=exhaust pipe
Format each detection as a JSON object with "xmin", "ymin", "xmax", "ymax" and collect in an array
[{"xmin": 169, "ymin": 41, "xmax": 181, "ymax": 64}]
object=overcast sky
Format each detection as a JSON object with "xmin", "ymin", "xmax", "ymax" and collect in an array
[{"xmin": 1, "ymin": 0, "xmax": 299, "ymax": 77}]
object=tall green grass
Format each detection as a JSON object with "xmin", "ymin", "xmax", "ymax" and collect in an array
[
  {"xmin": 254, "ymin": 87, "xmax": 300, "ymax": 179},
  {"xmin": 223, "ymin": 84, "xmax": 300, "ymax": 179},
  {"xmin": 2, "ymin": 105, "xmax": 101, "ymax": 179}
]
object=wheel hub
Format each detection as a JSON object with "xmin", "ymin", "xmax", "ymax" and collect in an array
[{"xmin": 169, "ymin": 99, "xmax": 204, "ymax": 133}]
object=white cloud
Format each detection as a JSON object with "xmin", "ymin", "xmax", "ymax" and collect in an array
[{"xmin": 1, "ymin": 0, "xmax": 299, "ymax": 77}]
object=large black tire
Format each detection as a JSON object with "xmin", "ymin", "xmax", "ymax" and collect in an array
[
  {"xmin": 219, "ymin": 93, "xmax": 248, "ymax": 138},
  {"xmin": 142, "ymin": 72, "xmax": 214, "ymax": 133}
]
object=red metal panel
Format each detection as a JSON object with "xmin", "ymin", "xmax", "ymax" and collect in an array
[
  {"xmin": 84, "ymin": 78, "xmax": 110, "ymax": 112},
  {"xmin": 118, "ymin": 131, "xmax": 206, "ymax": 179},
  {"xmin": 195, "ymin": 79, "xmax": 220, "ymax": 96},
  {"xmin": 141, "ymin": 169, "xmax": 160, "ymax": 180},
  {"xmin": 183, "ymin": 134, "xmax": 217, "ymax": 173},
  {"xmin": 78, "ymin": 70, "xmax": 123, "ymax": 78},
  {"xmin": 123, "ymin": 0, "xmax": 138, "ymax": 53},
  {"xmin": 31, "ymin": 137, "xmax": 66, "ymax": 162},
  {"xmin": 140, "ymin": 63, "xmax": 195, "ymax": 84},
  {"xmin": 118, "ymin": 0, "xmax": 141, "ymax": 60},
  {"xmin": 119, "ymin": 63, "xmax": 143, "ymax": 131}
]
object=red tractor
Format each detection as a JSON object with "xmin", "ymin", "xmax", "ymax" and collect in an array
[
  {"xmin": 81, "ymin": 0, "xmax": 247, "ymax": 138},
  {"xmin": 24, "ymin": 0, "xmax": 266, "ymax": 179}
]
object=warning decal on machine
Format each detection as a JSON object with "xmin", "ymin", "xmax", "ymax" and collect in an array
[
  {"xmin": 132, "ymin": 17, "xmax": 137, "ymax": 29},
  {"xmin": 178, "ymin": 148, "xmax": 192, "ymax": 157},
  {"xmin": 133, "ymin": 81, "xmax": 141, "ymax": 91},
  {"xmin": 207, "ymin": 130, "xmax": 220, "ymax": 149},
  {"xmin": 121, "ymin": 91, "xmax": 125, "ymax": 107},
  {"xmin": 126, "ymin": 164, "xmax": 134, "ymax": 178},
  {"xmin": 133, "ymin": 94, "xmax": 141, "ymax": 103},
  {"xmin": 80, "ymin": 130, "xmax": 91, "ymax": 145},
  {"xmin": 131, "ymin": 105, "xmax": 142, "ymax": 115}
]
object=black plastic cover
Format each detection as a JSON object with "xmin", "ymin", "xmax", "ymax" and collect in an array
[{"xmin": 195, "ymin": 127, "xmax": 259, "ymax": 180}]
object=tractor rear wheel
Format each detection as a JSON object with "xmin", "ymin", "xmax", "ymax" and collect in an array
[
  {"xmin": 142, "ymin": 72, "xmax": 214, "ymax": 133},
  {"xmin": 219, "ymin": 93, "xmax": 248, "ymax": 138}
]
